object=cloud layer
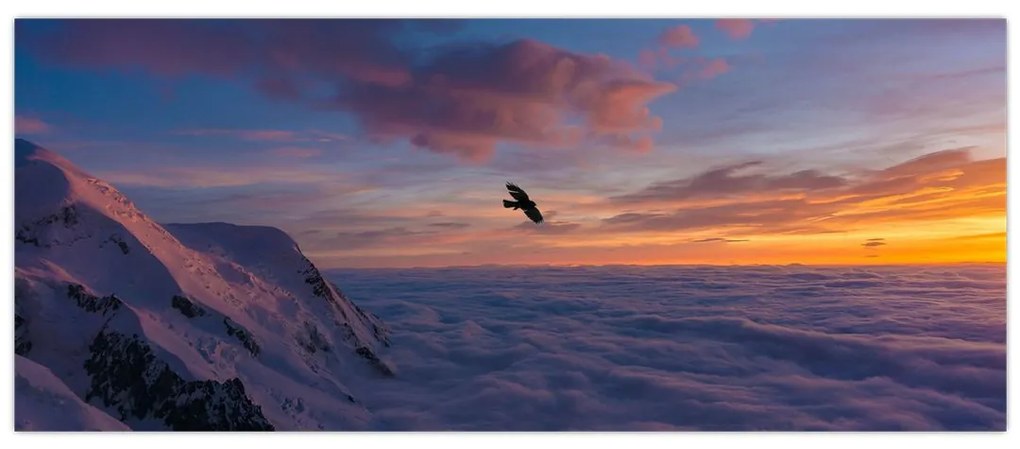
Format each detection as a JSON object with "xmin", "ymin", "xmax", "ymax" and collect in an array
[{"xmin": 333, "ymin": 264, "xmax": 1005, "ymax": 430}]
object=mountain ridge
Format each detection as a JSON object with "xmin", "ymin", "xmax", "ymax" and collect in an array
[{"xmin": 14, "ymin": 139, "xmax": 393, "ymax": 431}]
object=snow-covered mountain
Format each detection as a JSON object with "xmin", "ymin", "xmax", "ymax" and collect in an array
[{"xmin": 14, "ymin": 138, "xmax": 394, "ymax": 431}]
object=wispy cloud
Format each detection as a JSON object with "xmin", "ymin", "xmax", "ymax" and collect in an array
[
  {"xmin": 603, "ymin": 148, "xmax": 1004, "ymax": 236},
  {"xmin": 428, "ymin": 222, "xmax": 471, "ymax": 229},
  {"xmin": 694, "ymin": 58, "xmax": 731, "ymax": 80},
  {"xmin": 658, "ymin": 25, "xmax": 700, "ymax": 48},
  {"xmin": 611, "ymin": 160, "xmax": 848, "ymax": 204},
  {"xmin": 98, "ymin": 165, "xmax": 348, "ymax": 188},
  {"xmin": 512, "ymin": 220, "xmax": 581, "ymax": 235},
  {"xmin": 715, "ymin": 19, "xmax": 756, "ymax": 40},
  {"xmin": 15, "ymin": 115, "xmax": 52, "ymax": 135},
  {"xmin": 267, "ymin": 146, "xmax": 324, "ymax": 159},
  {"xmin": 176, "ymin": 128, "xmax": 350, "ymax": 143}
]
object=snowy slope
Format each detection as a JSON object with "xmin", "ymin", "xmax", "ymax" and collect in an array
[
  {"xmin": 14, "ymin": 139, "xmax": 393, "ymax": 431},
  {"xmin": 15, "ymin": 355, "xmax": 130, "ymax": 431}
]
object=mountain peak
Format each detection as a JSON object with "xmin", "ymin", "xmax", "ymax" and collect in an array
[
  {"xmin": 16, "ymin": 140, "xmax": 393, "ymax": 430},
  {"xmin": 16, "ymin": 138, "xmax": 74, "ymax": 169}
]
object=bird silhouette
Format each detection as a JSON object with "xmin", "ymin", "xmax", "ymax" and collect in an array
[{"xmin": 503, "ymin": 182, "xmax": 543, "ymax": 223}]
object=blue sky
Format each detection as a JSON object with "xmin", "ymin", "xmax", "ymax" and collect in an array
[{"xmin": 14, "ymin": 19, "xmax": 1006, "ymax": 267}]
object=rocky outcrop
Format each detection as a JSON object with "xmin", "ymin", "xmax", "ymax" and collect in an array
[
  {"xmin": 301, "ymin": 260, "xmax": 393, "ymax": 375},
  {"xmin": 100, "ymin": 233, "xmax": 130, "ymax": 254},
  {"xmin": 67, "ymin": 284, "xmax": 123, "ymax": 316},
  {"xmin": 15, "ymin": 313, "xmax": 32, "ymax": 356},
  {"xmin": 223, "ymin": 317, "xmax": 260, "ymax": 357},
  {"xmin": 84, "ymin": 329, "xmax": 273, "ymax": 431},
  {"xmin": 356, "ymin": 346, "xmax": 394, "ymax": 377},
  {"xmin": 297, "ymin": 321, "xmax": 331, "ymax": 354},
  {"xmin": 171, "ymin": 295, "xmax": 207, "ymax": 318},
  {"xmin": 16, "ymin": 205, "xmax": 85, "ymax": 247}
]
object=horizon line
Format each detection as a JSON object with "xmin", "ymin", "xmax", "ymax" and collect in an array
[{"xmin": 321, "ymin": 261, "xmax": 1007, "ymax": 270}]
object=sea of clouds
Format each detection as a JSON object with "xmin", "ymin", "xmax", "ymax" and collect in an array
[{"xmin": 328, "ymin": 264, "xmax": 1005, "ymax": 431}]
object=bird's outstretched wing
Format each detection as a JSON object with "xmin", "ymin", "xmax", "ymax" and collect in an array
[
  {"xmin": 506, "ymin": 182, "xmax": 531, "ymax": 202},
  {"xmin": 524, "ymin": 207, "xmax": 544, "ymax": 224}
]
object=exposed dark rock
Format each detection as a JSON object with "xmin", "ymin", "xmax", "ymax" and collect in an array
[
  {"xmin": 335, "ymin": 282, "xmax": 390, "ymax": 347},
  {"xmin": 223, "ymin": 317, "xmax": 260, "ymax": 357},
  {"xmin": 67, "ymin": 284, "xmax": 122, "ymax": 315},
  {"xmin": 372, "ymin": 323, "xmax": 391, "ymax": 348},
  {"xmin": 16, "ymin": 206, "xmax": 82, "ymax": 247},
  {"xmin": 297, "ymin": 321, "xmax": 331, "ymax": 354},
  {"xmin": 301, "ymin": 258, "xmax": 332, "ymax": 301},
  {"xmin": 14, "ymin": 229, "xmax": 39, "ymax": 246},
  {"xmin": 304, "ymin": 261, "xmax": 393, "ymax": 368},
  {"xmin": 338, "ymin": 322, "xmax": 356, "ymax": 341},
  {"xmin": 61, "ymin": 205, "xmax": 79, "ymax": 226},
  {"xmin": 101, "ymin": 234, "xmax": 130, "ymax": 254},
  {"xmin": 15, "ymin": 313, "xmax": 32, "ymax": 356},
  {"xmin": 171, "ymin": 295, "xmax": 206, "ymax": 318},
  {"xmin": 355, "ymin": 346, "xmax": 394, "ymax": 377},
  {"xmin": 84, "ymin": 330, "xmax": 274, "ymax": 431}
]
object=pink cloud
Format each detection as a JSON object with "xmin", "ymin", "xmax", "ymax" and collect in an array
[
  {"xmin": 659, "ymin": 25, "xmax": 700, "ymax": 49},
  {"xmin": 716, "ymin": 19, "xmax": 756, "ymax": 40},
  {"xmin": 269, "ymin": 146, "xmax": 323, "ymax": 158},
  {"xmin": 612, "ymin": 160, "xmax": 847, "ymax": 204},
  {"xmin": 603, "ymin": 147, "xmax": 1005, "ymax": 234},
  {"xmin": 640, "ymin": 25, "xmax": 731, "ymax": 84},
  {"xmin": 15, "ymin": 116, "xmax": 52, "ymax": 134},
  {"xmin": 638, "ymin": 49, "xmax": 659, "ymax": 69},
  {"xmin": 697, "ymin": 58, "xmax": 732, "ymax": 80},
  {"xmin": 586, "ymin": 79, "xmax": 674, "ymax": 133},
  {"xmin": 178, "ymin": 128, "xmax": 297, "ymax": 142},
  {"xmin": 603, "ymin": 135, "xmax": 655, "ymax": 154},
  {"xmin": 338, "ymin": 39, "xmax": 676, "ymax": 161},
  {"xmin": 178, "ymin": 128, "xmax": 350, "ymax": 143},
  {"xmin": 637, "ymin": 48, "xmax": 686, "ymax": 71},
  {"xmin": 671, "ymin": 57, "xmax": 733, "ymax": 86},
  {"xmin": 241, "ymin": 130, "xmax": 298, "ymax": 142},
  {"xmin": 24, "ymin": 21, "xmax": 678, "ymax": 162},
  {"xmin": 98, "ymin": 165, "xmax": 347, "ymax": 188}
]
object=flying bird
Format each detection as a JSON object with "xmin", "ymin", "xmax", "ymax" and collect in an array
[{"xmin": 503, "ymin": 182, "xmax": 543, "ymax": 223}]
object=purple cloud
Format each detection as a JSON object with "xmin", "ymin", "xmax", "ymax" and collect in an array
[
  {"xmin": 612, "ymin": 160, "xmax": 848, "ymax": 203},
  {"xmin": 22, "ymin": 20, "xmax": 677, "ymax": 162},
  {"xmin": 335, "ymin": 39, "xmax": 676, "ymax": 161},
  {"xmin": 715, "ymin": 19, "xmax": 756, "ymax": 40},
  {"xmin": 602, "ymin": 148, "xmax": 1004, "ymax": 234},
  {"xmin": 658, "ymin": 25, "xmax": 700, "ymax": 49},
  {"xmin": 15, "ymin": 116, "xmax": 52, "ymax": 135}
]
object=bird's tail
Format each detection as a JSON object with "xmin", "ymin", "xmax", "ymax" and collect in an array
[{"xmin": 503, "ymin": 200, "xmax": 519, "ymax": 210}]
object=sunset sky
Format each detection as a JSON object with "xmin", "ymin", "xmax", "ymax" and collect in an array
[{"xmin": 14, "ymin": 19, "xmax": 1006, "ymax": 267}]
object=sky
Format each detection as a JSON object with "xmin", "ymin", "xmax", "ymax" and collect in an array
[{"xmin": 14, "ymin": 19, "xmax": 1006, "ymax": 268}]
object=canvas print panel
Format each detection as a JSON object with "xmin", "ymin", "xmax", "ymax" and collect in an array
[{"xmin": 13, "ymin": 18, "xmax": 1005, "ymax": 431}]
